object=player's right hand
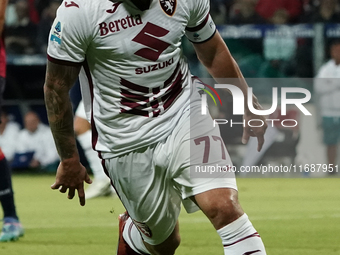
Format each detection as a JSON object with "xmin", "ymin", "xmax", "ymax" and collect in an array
[
  {"xmin": 51, "ymin": 159, "xmax": 92, "ymax": 206},
  {"xmin": 242, "ymin": 98, "xmax": 267, "ymax": 152}
]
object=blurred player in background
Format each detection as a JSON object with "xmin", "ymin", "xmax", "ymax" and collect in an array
[
  {"xmin": 74, "ymin": 100, "xmax": 114, "ymax": 199},
  {"xmin": 0, "ymin": 0, "xmax": 24, "ymax": 242},
  {"xmin": 12, "ymin": 111, "xmax": 59, "ymax": 170},
  {"xmin": 44, "ymin": 0, "xmax": 267, "ymax": 254},
  {"xmin": 0, "ymin": 110, "xmax": 21, "ymax": 162},
  {"xmin": 314, "ymin": 39, "xmax": 340, "ymax": 174}
]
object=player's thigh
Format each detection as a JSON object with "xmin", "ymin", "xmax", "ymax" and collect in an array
[
  {"xmin": 74, "ymin": 100, "xmax": 90, "ymax": 135},
  {"xmin": 169, "ymin": 105, "xmax": 238, "ymax": 215},
  {"xmin": 171, "ymin": 135, "xmax": 243, "ymax": 229},
  {"xmin": 336, "ymin": 117, "xmax": 340, "ymax": 143},
  {"xmin": 322, "ymin": 117, "xmax": 340, "ymax": 145},
  {"xmin": 74, "ymin": 116, "xmax": 91, "ymax": 135},
  {"xmin": 103, "ymin": 145, "xmax": 182, "ymax": 246}
]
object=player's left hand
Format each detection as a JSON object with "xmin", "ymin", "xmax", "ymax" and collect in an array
[
  {"xmin": 51, "ymin": 158, "xmax": 92, "ymax": 206},
  {"xmin": 242, "ymin": 97, "xmax": 267, "ymax": 152}
]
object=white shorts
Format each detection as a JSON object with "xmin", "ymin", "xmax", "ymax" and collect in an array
[
  {"xmin": 102, "ymin": 104, "xmax": 237, "ymax": 245},
  {"xmin": 75, "ymin": 100, "xmax": 87, "ymax": 120}
]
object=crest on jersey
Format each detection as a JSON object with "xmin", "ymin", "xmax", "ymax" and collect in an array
[
  {"xmin": 159, "ymin": 0, "xmax": 176, "ymax": 16},
  {"xmin": 132, "ymin": 219, "xmax": 152, "ymax": 237}
]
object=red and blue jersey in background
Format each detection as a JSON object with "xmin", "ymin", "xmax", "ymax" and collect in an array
[{"xmin": 0, "ymin": 148, "xmax": 5, "ymax": 160}]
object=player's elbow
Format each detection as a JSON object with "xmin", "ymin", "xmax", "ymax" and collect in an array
[
  {"xmin": 196, "ymin": 46, "xmax": 221, "ymax": 69},
  {"xmin": 43, "ymin": 82, "xmax": 56, "ymax": 97}
]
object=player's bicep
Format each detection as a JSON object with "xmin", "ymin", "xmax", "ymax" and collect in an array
[
  {"xmin": 193, "ymin": 32, "xmax": 232, "ymax": 68},
  {"xmin": 0, "ymin": 0, "xmax": 8, "ymax": 35},
  {"xmin": 0, "ymin": 0, "xmax": 8, "ymax": 20}
]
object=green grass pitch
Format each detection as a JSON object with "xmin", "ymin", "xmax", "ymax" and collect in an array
[{"xmin": 1, "ymin": 175, "xmax": 340, "ymax": 255}]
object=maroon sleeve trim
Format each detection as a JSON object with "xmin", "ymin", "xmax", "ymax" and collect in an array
[
  {"xmin": 47, "ymin": 55, "xmax": 84, "ymax": 67},
  {"xmin": 185, "ymin": 14, "xmax": 210, "ymax": 32}
]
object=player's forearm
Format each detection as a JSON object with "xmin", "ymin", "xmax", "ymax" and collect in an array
[
  {"xmin": 0, "ymin": 20, "xmax": 4, "ymax": 36},
  {"xmin": 44, "ymin": 85, "xmax": 78, "ymax": 161},
  {"xmin": 203, "ymin": 48, "xmax": 246, "ymax": 90},
  {"xmin": 195, "ymin": 33, "xmax": 259, "ymax": 111},
  {"xmin": 44, "ymin": 61, "xmax": 81, "ymax": 161},
  {"xmin": 208, "ymin": 51, "xmax": 260, "ymax": 109}
]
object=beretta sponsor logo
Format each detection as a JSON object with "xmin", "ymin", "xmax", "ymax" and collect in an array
[{"xmin": 99, "ymin": 14, "xmax": 143, "ymax": 36}]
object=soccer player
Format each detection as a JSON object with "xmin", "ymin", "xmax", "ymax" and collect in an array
[
  {"xmin": 44, "ymin": 0, "xmax": 267, "ymax": 254},
  {"xmin": 0, "ymin": 0, "xmax": 24, "ymax": 242},
  {"xmin": 314, "ymin": 39, "xmax": 340, "ymax": 174}
]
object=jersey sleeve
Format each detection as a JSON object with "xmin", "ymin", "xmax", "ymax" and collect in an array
[
  {"xmin": 47, "ymin": 1, "xmax": 91, "ymax": 65},
  {"xmin": 185, "ymin": 0, "xmax": 216, "ymax": 44},
  {"xmin": 315, "ymin": 63, "xmax": 327, "ymax": 78}
]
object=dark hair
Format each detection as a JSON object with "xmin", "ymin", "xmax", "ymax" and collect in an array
[{"xmin": 330, "ymin": 38, "xmax": 340, "ymax": 47}]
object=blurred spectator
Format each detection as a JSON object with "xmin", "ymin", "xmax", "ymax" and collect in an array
[
  {"xmin": 210, "ymin": 0, "xmax": 228, "ymax": 24},
  {"xmin": 301, "ymin": 0, "xmax": 340, "ymax": 23},
  {"xmin": 6, "ymin": 0, "xmax": 38, "ymax": 25},
  {"xmin": 0, "ymin": 111, "xmax": 21, "ymax": 162},
  {"xmin": 314, "ymin": 40, "xmax": 340, "ymax": 173},
  {"xmin": 294, "ymin": 38, "xmax": 314, "ymax": 77},
  {"xmin": 256, "ymin": 0, "xmax": 303, "ymax": 24},
  {"xmin": 5, "ymin": 0, "xmax": 37, "ymax": 54},
  {"xmin": 27, "ymin": 0, "xmax": 39, "ymax": 24},
  {"xmin": 230, "ymin": 0, "xmax": 266, "ymax": 24},
  {"xmin": 35, "ymin": 0, "xmax": 52, "ymax": 19},
  {"xmin": 301, "ymin": 0, "xmax": 321, "ymax": 16},
  {"xmin": 4, "ymin": 0, "xmax": 17, "ymax": 27},
  {"xmin": 36, "ymin": 0, "xmax": 60, "ymax": 54},
  {"xmin": 258, "ymin": 1, "xmax": 302, "ymax": 77},
  {"xmin": 13, "ymin": 111, "xmax": 59, "ymax": 171}
]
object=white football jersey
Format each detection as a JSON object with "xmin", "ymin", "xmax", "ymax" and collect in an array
[{"xmin": 47, "ymin": 0, "xmax": 216, "ymax": 157}]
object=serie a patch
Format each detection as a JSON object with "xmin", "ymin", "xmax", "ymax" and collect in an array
[{"xmin": 50, "ymin": 21, "xmax": 63, "ymax": 45}]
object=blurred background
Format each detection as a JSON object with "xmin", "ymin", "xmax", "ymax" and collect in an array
[{"xmin": 1, "ymin": 0, "xmax": 340, "ymax": 176}]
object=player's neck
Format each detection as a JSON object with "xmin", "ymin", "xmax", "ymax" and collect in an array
[{"xmin": 130, "ymin": 0, "xmax": 152, "ymax": 11}]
